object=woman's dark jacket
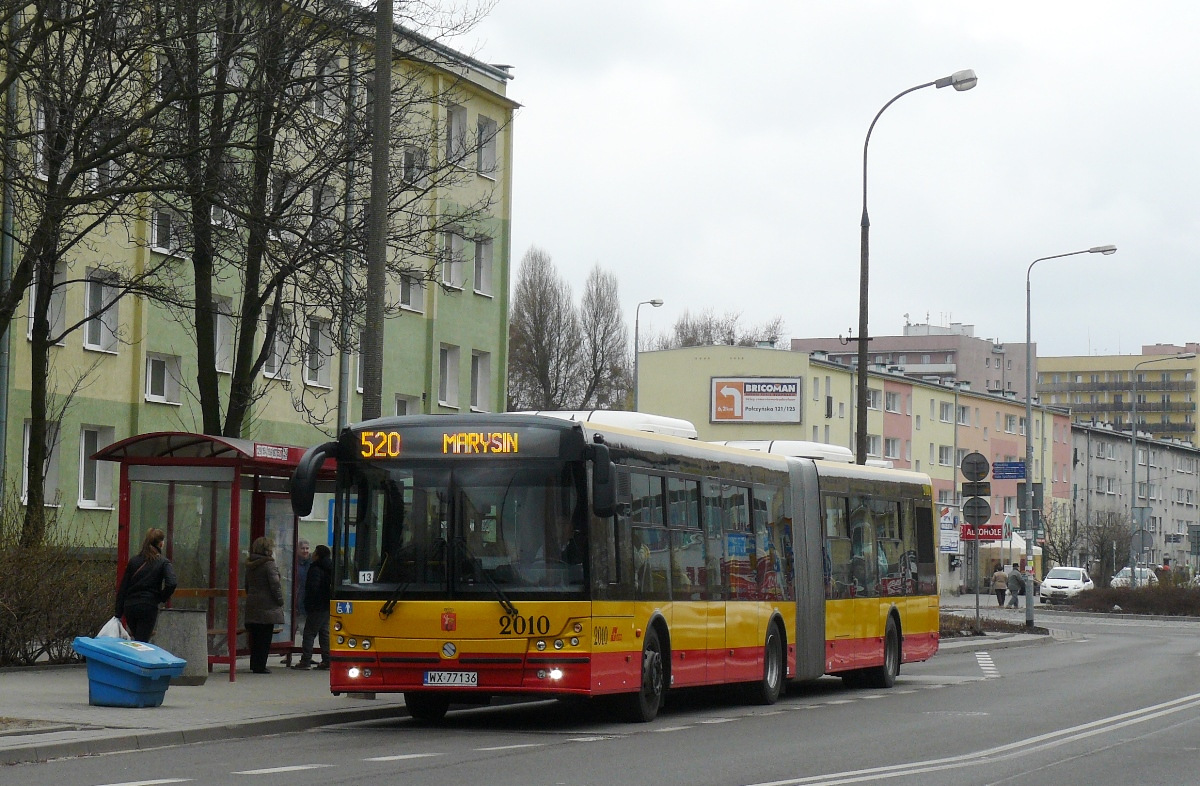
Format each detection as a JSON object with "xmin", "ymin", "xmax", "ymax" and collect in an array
[
  {"xmin": 115, "ymin": 555, "xmax": 178, "ymax": 616},
  {"xmin": 244, "ymin": 554, "xmax": 285, "ymax": 625},
  {"xmin": 303, "ymin": 554, "xmax": 333, "ymax": 615}
]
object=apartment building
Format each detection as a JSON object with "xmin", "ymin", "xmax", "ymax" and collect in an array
[
  {"xmin": 5, "ymin": 17, "xmax": 516, "ymax": 545},
  {"xmin": 1039, "ymin": 345, "xmax": 1200, "ymax": 446}
]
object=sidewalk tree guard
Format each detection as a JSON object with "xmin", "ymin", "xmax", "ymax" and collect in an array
[{"xmin": 96, "ymin": 432, "xmax": 336, "ymax": 681}]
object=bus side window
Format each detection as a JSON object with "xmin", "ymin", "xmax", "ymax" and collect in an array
[
  {"xmin": 914, "ymin": 503, "xmax": 936, "ymax": 594},
  {"xmin": 824, "ymin": 494, "xmax": 851, "ymax": 599},
  {"xmin": 849, "ymin": 494, "xmax": 878, "ymax": 598},
  {"xmin": 722, "ymin": 484, "xmax": 754, "ymax": 600},
  {"xmin": 702, "ymin": 480, "xmax": 724, "ymax": 600}
]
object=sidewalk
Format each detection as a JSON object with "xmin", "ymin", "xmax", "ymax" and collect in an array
[{"xmin": 0, "ymin": 659, "xmax": 407, "ymax": 766}]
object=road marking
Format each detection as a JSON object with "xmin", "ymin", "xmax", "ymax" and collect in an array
[
  {"xmin": 95, "ymin": 781, "xmax": 193, "ymax": 786},
  {"xmin": 893, "ymin": 689, "xmax": 918, "ymax": 694},
  {"xmin": 474, "ymin": 743, "xmax": 544, "ymax": 751},
  {"xmin": 567, "ymin": 736, "xmax": 614, "ymax": 742},
  {"xmin": 363, "ymin": 753, "xmax": 443, "ymax": 762},
  {"xmin": 233, "ymin": 765, "xmax": 333, "ymax": 775},
  {"xmin": 699, "ymin": 718, "xmax": 737, "ymax": 723},
  {"xmin": 825, "ymin": 699, "xmax": 855, "ymax": 705},
  {"xmin": 742, "ymin": 690, "xmax": 1200, "ymax": 786},
  {"xmin": 975, "ymin": 652, "xmax": 1000, "ymax": 679},
  {"xmin": 653, "ymin": 725, "xmax": 692, "ymax": 732},
  {"xmin": 857, "ymin": 694, "xmax": 883, "ymax": 700}
]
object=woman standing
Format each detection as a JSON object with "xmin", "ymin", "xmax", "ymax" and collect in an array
[
  {"xmin": 245, "ymin": 537, "xmax": 284, "ymax": 674},
  {"xmin": 991, "ymin": 563, "xmax": 1008, "ymax": 607},
  {"xmin": 115, "ymin": 528, "xmax": 178, "ymax": 642}
]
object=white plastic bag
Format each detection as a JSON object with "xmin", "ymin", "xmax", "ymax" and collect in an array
[{"xmin": 98, "ymin": 616, "xmax": 131, "ymax": 640}]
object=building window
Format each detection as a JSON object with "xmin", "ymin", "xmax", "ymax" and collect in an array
[
  {"xmin": 1005, "ymin": 414, "xmax": 1017, "ymax": 433},
  {"xmin": 400, "ymin": 272, "xmax": 425, "ymax": 312},
  {"xmin": 27, "ymin": 263, "xmax": 67, "ymax": 343},
  {"xmin": 442, "ymin": 231, "xmax": 465, "ymax": 288},
  {"xmin": 473, "ymin": 237, "xmax": 493, "ymax": 295},
  {"xmin": 151, "ymin": 206, "xmax": 182, "ymax": 254},
  {"xmin": 939, "ymin": 402, "xmax": 953, "ymax": 422},
  {"xmin": 262, "ymin": 309, "xmax": 291, "ymax": 379},
  {"xmin": 310, "ymin": 182, "xmax": 338, "ymax": 237},
  {"xmin": 884, "ymin": 392, "xmax": 900, "ymax": 413},
  {"xmin": 79, "ymin": 425, "xmax": 115, "ymax": 508},
  {"xmin": 813, "ymin": 377, "xmax": 820, "ymax": 401},
  {"xmin": 439, "ymin": 343, "xmax": 460, "ymax": 407},
  {"xmin": 884, "ymin": 437, "xmax": 901, "ymax": 459},
  {"xmin": 21, "ymin": 420, "xmax": 62, "ymax": 506},
  {"xmin": 866, "ymin": 388, "xmax": 882, "ymax": 410},
  {"xmin": 303, "ymin": 318, "xmax": 332, "ymax": 388},
  {"xmin": 145, "ymin": 353, "xmax": 181, "ymax": 404},
  {"xmin": 446, "ymin": 104, "xmax": 468, "ymax": 162},
  {"xmin": 1003, "ymin": 496, "xmax": 1016, "ymax": 515},
  {"xmin": 915, "ymin": 415, "xmax": 921, "ymax": 431},
  {"xmin": 313, "ymin": 58, "xmax": 340, "ymax": 120},
  {"xmin": 84, "ymin": 270, "xmax": 119, "ymax": 352},
  {"xmin": 477, "ymin": 115, "xmax": 498, "ymax": 175},
  {"xmin": 921, "ymin": 354, "xmax": 930, "ymax": 364},
  {"xmin": 470, "ymin": 350, "xmax": 491, "ymax": 411},
  {"xmin": 214, "ymin": 297, "xmax": 233, "ymax": 373},
  {"xmin": 395, "ymin": 394, "xmax": 419, "ymax": 416},
  {"xmin": 866, "ymin": 434, "xmax": 881, "ymax": 457},
  {"xmin": 957, "ymin": 405, "xmax": 970, "ymax": 426},
  {"xmin": 402, "ymin": 145, "xmax": 428, "ymax": 184}
]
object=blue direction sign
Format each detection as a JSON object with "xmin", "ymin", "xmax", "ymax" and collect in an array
[{"xmin": 992, "ymin": 461, "xmax": 1026, "ymax": 480}]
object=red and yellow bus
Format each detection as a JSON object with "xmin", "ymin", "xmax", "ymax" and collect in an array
[{"xmin": 290, "ymin": 413, "xmax": 939, "ymax": 722}]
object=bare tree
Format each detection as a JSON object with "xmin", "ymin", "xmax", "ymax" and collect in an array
[
  {"xmin": 648, "ymin": 308, "xmax": 785, "ymax": 350},
  {"xmin": 1083, "ymin": 509, "xmax": 1131, "ymax": 588},
  {"xmin": 507, "ymin": 246, "xmax": 583, "ymax": 410},
  {"xmin": 1041, "ymin": 504, "xmax": 1081, "ymax": 572},
  {"xmin": 575, "ymin": 265, "xmax": 629, "ymax": 409}
]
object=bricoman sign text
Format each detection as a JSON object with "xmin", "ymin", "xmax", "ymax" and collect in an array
[{"xmin": 711, "ymin": 378, "xmax": 802, "ymax": 423}]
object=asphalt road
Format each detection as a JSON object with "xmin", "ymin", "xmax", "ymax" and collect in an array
[{"xmin": 10, "ymin": 612, "xmax": 1200, "ymax": 786}]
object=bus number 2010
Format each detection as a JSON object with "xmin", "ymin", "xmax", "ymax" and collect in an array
[{"xmin": 499, "ymin": 615, "xmax": 550, "ymax": 635}]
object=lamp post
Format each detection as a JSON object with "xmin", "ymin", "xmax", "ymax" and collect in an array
[
  {"xmin": 856, "ymin": 69, "xmax": 977, "ymax": 465},
  {"xmin": 1025, "ymin": 245, "xmax": 1116, "ymax": 626},
  {"xmin": 1129, "ymin": 352, "xmax": 1196, "ymax": 586},
  {"xmin": 633, "ymin": 299, "xmax": 663, "ymax": 412}
]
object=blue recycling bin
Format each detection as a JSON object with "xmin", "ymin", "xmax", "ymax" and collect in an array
[{"xmin": 72, "ymin": 636, "xmax": 188, "ymax": 708}]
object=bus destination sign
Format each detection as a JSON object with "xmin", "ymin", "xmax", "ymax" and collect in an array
[
  {"xmin": 353, "ymin": 425, "xmax": 563, "ymax": 460},
  {"xmin": 442, "ymin": 431, "xmax": 519, "ymax": 454}
]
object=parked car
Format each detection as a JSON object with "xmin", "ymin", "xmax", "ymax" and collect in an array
[
  {"xmin": 1040, "ymin": 567, "xmax": 1094, "ymax": 603},
  {"xmin": 1109, "ymin": 566, "xmax": 1159, "ymax": 588}
]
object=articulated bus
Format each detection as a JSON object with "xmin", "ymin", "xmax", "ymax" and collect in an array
[{"xmin": 290, "ymin": 413, "xmax": 939, "ymax": 722}]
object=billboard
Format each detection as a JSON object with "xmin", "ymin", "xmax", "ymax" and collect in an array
[{"xmin": 711, "ymin": 377, "xmax": 802, "ymax": 423}]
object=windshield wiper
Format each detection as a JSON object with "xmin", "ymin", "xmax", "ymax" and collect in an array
[
  {"xmin": 457, "ymin": 536, "xmax": 519, "ymax": 618},
  {"xmin": 379, "ymin": 580, "xmax": 411, "ymax": 619}
]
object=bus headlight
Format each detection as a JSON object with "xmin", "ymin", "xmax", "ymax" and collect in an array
[
  {"xmin": 337, "ymin": 636, "xmax": 345, "ymax": 645},
  {"xmin": 348, "ymin": 667, "xmax": 361, "ymax": 679},
  {"xmin": 570, "ymin": 637, "xmax": 579, "ymax": 647},
  {"xmin": 548, "ymin": 668, "xmax": 563, "ymax": 680},
  {"xmin": 535, "ymin": 640, "xmax": 546, "ymax": 651}
]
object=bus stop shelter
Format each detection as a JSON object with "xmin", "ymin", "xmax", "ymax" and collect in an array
[{"xmin": 97, "ymin": 432, "xmax": 335, "ymax": 681}]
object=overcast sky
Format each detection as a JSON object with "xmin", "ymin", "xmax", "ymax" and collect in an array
[{"xmin": 452, "ymin": 1, "xmax": 1200, "ymax": 357}]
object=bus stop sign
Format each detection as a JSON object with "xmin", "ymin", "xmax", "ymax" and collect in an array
[{"xmin": 961, "ymin": 452, "xmax": 990, "ymax": 482}]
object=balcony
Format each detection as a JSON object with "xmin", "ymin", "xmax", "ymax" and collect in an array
[
  {"xmin": 1069, "ymin": 402, "xmax": 1197, "ymax": 414},
  {"xmin": 1039, "ymin": 380, "xmax": 1196, "ymax": 393}
]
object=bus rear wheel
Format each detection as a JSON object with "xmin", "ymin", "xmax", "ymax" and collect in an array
[
  {"xmin": 404, "ymin": 691, "xmax": 450, "ymax": 723},
  {"xmin": 748, "ymin": 622, "xmax": 784, "ymax": 705},
  {"xmin": 863, "ymin": 618, "xmax": 900, "ymax": 689},
  {"xmin": 618, "ymin": 627, "xmax": 665, "ymax": 722}
]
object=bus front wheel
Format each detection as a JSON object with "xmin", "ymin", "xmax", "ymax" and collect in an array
[
  {"xmin": 404, "ymin": 691, "xmax": 450, "ymax": 723},
  {"xmin": 619, "ymin": 627, "xmax": 665, "ymax": 722}
]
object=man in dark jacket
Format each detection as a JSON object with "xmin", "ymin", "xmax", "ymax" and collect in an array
[{"xmin": 295, "ymin": 544, "xmax": 332, "ymax": 669}]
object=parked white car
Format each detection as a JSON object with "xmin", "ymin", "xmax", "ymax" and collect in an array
[
  {"xmin": 1040, "ymin": 567, "xmax": 1094, "ymax": 603},
  {"xmin": 1109, "ymin": 566, "xmax": 1159, "ymax": 588}
]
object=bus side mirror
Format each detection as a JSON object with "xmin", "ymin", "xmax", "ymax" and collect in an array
[
  {"xmin": 290, "ymin": 441, "xmax": 339, "ymax": 517},
  {"xmin": 590, "ymin": 443, "xmax": 616, "ymax": 518}
]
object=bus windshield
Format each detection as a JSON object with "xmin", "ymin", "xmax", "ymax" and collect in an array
[{"xmin": 335, "ymin": 459, "xmax": 588, "ymax": 597}]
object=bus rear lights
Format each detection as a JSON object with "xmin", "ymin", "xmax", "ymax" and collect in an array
[
  {"xmin": 573, "ymin": 622, "xmax": 583, "ymax": 634},
  {"xmin": 553, "ymin": 640, "xmax": 564, "ymax": 650},
  {"xmin": 570, "ymin": 637, "xmax": 579, "ymax": 647},
  {"xmin": 348, "ymin": 638, "xmax": 358, "ymax": 648},
  {"xmin": 535, "ymin": 640, "xmax": 546, "ymax": 651},
  {"xmin": 348, "ymin": 667, "xmax": 361, "ymax": 679}
]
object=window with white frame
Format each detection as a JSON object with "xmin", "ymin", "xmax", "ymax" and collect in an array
[
  {"xmin": 476, "ymin": 115, "xmax": 497, "ymax": 175},
  {"xmin": 884, "ymin": 391, "xmax": 900, "ymax": 413},
  {"xmin": 33, "ymin": 100, "xmax": 50, "ymax": 179},
  {"xmin": 151, "ymin": 206, "xmax": 182, "ymax": 253},
  {"xmin": 395, "ymin": 394, "xmax": 419, "ymax": 416},
  {"xmin": 156, "ymin": 54, "xmax": 179, "ymax": 101},
  {"xmin": 400, "ymin": 272, "xmax": 425, "ymax": 311},
  {"xmin": 355, "ymin": 346, "xmax": 364, "ymax": 393},
  {"xmin": 310, "ymin": 182, "xmax": 338, "ymax": 237},
  {"xmin": 79, "ymin": 425, "xmax": 115, "ymax": 508},
  {"xmin": 1003, "ymin": 496, "xmax": 1016, "ymax": 515},
  {"xmin": 956, "ymin": 448, "xmax": 968, "ymax": 467},
  {"xmin": 439, "ymin": 343, "xmax": 460, "ymax": 407},
  {"xmin": 313, "ymin": 58, "xmax": 340, "ymax": 119},
  {"xmin": 812, "ymin": 377, "xmax": 820, "ymax": 401},
  {"xmin": 28, "ymin": 262, "xmax": 67, "ymax": 343},
  {"xmin": 304, "ymin": 317, "xmax": 332, "ymax": 388},
  {"xmin": 442, "ymin": 231, "xmax": 464, "ymax": 288},
  {"xmin": 957, "ymin": 405, "xmax": 970, "ymax": 425},
  {"xmin": 21, "ymin": 420, "xmax": 61, "ymax": 506},
  {"xmin": 866, "ymin": 388, "xmax": 882, "ymax": 410},
  {"xmin": 939, "ymin": 402, "xmax": 953, "ymax": 422},
  {"xmin": 473, "ymin": 237, "xmax": 493, "ymax": 295},
  {"xmin": 402, "ymin": 145, "xmax": 428, "ymax": 185},
  {"xmin": 470, "ymin": 350, "xmax": 491, "ymax": 411},
  {"xmin": 214, "ymin": 296, "xmax": 233, "ymax": 373},
  {"xmin": 446, "ymin": 104, "xmax": 468, "ymax": 162},
  {"xmin": 1004, "ymin": 414, "xmax": 1017, "ymax": 433},
  {"xmin": 1019, "ymin": 417, "xmax": 1026, "ymax": 436},
  {"xmin": 145, "ymin": 353, "xmax": 181, "ymax": 404},
  {"xmin": 83, "ymin": 269, "xmax": 119, "ymax": 352},
  {"xmin": 884, "ymin": 437, "xmax": 901, "ymax": 459},
  {"xmin": 262, "ymin": 309, "xmax": 291, "ymax": 379},
  {"xmin": 866, "ymin": 434, "xmax": 881, "ymax": 457}
]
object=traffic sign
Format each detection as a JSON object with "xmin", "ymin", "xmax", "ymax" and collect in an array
[
  {"xmin": 1132, "ymin": 530, "xmax": 1154, "ymax": 553},
  {"xmin": 993, "ymin": 461, "xmax": 1026, "ymax": 480},
  {"xmin": 960, "ymin": 452, "xmax": 990, "ymax": 482},
  {"xmin": 961, "ymin": 481, "xmax": 991, "ymax": 497},
  {"xmin": 962, "ymin": 496, "xmax": 991, "ymax": 525}
]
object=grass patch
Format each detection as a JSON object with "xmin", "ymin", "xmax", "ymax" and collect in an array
[{"xmin": 940, "ymin": 612, "xmax": 1048, "ymax": 637}]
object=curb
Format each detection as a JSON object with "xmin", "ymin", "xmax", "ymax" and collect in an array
[
  {"xmin": 0, "ymin": 703, "xmax": 407, "ymax": 766},
  {"xmin": 936, "ymin": 633, "xmax": 1056, "ymax": 655}
]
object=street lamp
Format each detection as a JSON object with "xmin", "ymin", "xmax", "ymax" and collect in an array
[
  {"xmin": 856, "ymin": 69, "xmax": 977, "ymax": 465},
  {"xmin": 1129, "ymin": 352, "xmax": 1196, "ymax": 587},
  {"xmin": 1024, "ymin": 245, "xmax": 1116, "ymax": 627},
  {"xmin": 633, "ymin": 299, "xmax": 663, "ymax": 412}
]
